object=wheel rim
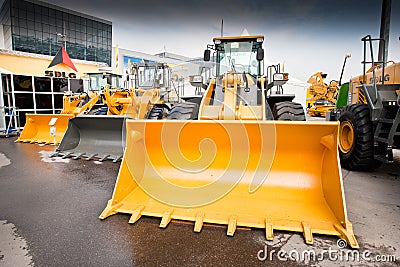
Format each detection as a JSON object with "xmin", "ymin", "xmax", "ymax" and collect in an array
[{"xmin": 339, "ymin": 121, "xmax": 354, "ymax": 153}]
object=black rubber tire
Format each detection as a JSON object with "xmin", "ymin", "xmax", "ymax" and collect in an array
[
  {"xmin": 146, "ymin": 107, "xmax": 167, "ymax": 120},
  {"xmin": 338, "ymin": 104, "xmax": 382, "ymax": 171},
  {"xmin": 273, "ymin": 101, "xmax": 306, "ymax": 121},
  {"xmin": 166, "ymin": 102, "xmax": 199, "ymax": 120},
  {"xmin": 265, "ymin": 101, "xmax": 274, "ymax": 120}
]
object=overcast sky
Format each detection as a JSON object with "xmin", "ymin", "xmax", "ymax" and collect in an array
[{"xmin": 2, "ymin": 0, "xmax": 400, "ymax": 82}]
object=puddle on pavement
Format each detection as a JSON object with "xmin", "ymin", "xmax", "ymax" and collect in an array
[
  {"xmin": 0, "ymin": 220, "xmax": 34, "ymax": 266},
  {"xmin": 38, "ymin": 150, "xmax": 70, "ymax": 163}
]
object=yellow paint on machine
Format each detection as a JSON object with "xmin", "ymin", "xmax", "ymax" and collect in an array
[
  {"xmin": 100, "ymin": 34, "xmax": 358, "ymax": 248},
  {"xmin": 16, "ymin": 92, "xmax": 99, "ymax": 145},
  {"xmin": 307, "ymin": 104, "xmax": 336, "ymax": 117},
  {"xmin": 100, "ymin": 120, "xmax": 358, "ymax": 248},
  {"xmin": 16, "ymin": 114, "xmax": 74, "ymax": 144}
]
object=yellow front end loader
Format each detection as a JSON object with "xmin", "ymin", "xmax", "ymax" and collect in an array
[
  {"xmin": 16, "ymin": 91, "xmax": 99, "ymax": 144},
  {"xmin": 100, "ymin": 35, "xmax": 358, "ymax": 248},
  {"xmin": 53, "ymin": 64, "xmax": 189, "ymax": 162}
]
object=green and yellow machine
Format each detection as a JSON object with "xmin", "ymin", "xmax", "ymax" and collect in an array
[
  {"xmin": 328, "ymin": 0, "xmax": 399, "ymax": 171},
  {"xmin": 329, "ymin": 38, "xmax": 400, "ymax": 170}
]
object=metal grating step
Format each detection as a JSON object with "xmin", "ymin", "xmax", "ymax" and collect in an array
[
  {"xmin": 378, "ymin": 118, "xmax": 394, "ymax": 123},
  {"xmin": 374, "ymin": 137, "xmax": 389, "ymax": 143},
  {"xmin": 374, "ymin": 155, "xmax": 388, "ymax": 163}
]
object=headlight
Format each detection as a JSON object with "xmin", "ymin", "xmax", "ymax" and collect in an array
[{"xmin": 273, "ymin": 73, "xmax": 289, "ymax": 81}]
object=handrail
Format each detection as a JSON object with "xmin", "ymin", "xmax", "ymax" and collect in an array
[{"xmin": 361, "ymin": 35, "xmax": 386, "ymax": 104}]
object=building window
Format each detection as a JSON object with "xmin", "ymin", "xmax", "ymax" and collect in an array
[
  {"xmin": 34, "ymin": 77, "xmax": 51, "ymax": 92},
  {"xmin": 6, "ymin": 0, "xmax": 112, "ymax": 65},
  {"xmin": 13, "ymin": 75, "xmax": 32, "ymax": 91},
  {"xmin": 53, "ymin": 78, "xmax": 68, "ymax": 92},
  {"xmin": 54, "ymin": 94, "xmax": 63, "ymax": 109},
  {"xmin": 14, "ymin": 93, "xmax": 34, "ymax": 109},
  {"xmin": 70, "ymin": 79, "xmax": 84, "ymax": 93},
  {"xmin": 35, "ymin": 94, "xmax": 52, "ymax": 109}
]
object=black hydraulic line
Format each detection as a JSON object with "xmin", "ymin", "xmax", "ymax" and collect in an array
[
  {"xmin": 338, "ymin": 55, "xmax": 351, "ymax": 86},
  {"xmin": 243, "ymin": 72, "xmax": 249, "ymax": 92}
]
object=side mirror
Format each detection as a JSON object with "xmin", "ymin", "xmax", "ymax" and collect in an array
[
  {"xmin": 204, "ymin": 49, "xmax": 211, "ymax": 61},
  {"xmin": 256, "ymin": 47, "xmax": 264, "ymax": 61}
]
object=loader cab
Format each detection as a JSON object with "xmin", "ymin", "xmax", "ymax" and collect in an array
[
  {"xmin": 136, "ymin": 63, "xmax": 170, "ymax": 91},
  {"xmin": 201, "ymin": 36, "xmax": 266, "ymax": 111},
  {"xmin": 204, "ymin": 36, "xmax": 265, "ymax": 77},
  {"xmin": 88, "ymin": 72, "xmax": 122, "ymax": 92}
]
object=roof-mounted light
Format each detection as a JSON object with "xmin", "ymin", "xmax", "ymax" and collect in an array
[
  {"xmin": 256, "ymin": 38, "xmax": 264, "ymax": 43},
  {"xmin": 214, "ymin": 40, "xmax": 221, "ymax": 45}
]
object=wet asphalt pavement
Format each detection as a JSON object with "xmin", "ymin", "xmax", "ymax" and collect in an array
[{"xmin": 0, "ymin": 137, "xmax": 399, "ymax": 266}]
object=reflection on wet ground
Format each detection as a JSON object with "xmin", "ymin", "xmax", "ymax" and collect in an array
[{"xmin": 0, "ymin": 137, "xmax": 399, "ymax": 266}]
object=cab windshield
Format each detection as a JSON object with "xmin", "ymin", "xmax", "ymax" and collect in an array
[
  {"xmin": 138, "ymin": 66, "xmax": 156, "ymax": 88},
  {"xmin": 89, "ymin": 74, "xmax": 120, "ymax": 91},
  {"xmin": 217, "ymin": 41, "xmax": 260, "ymax": 76}
]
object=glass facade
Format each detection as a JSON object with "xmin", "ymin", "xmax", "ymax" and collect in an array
[
  {"xmin": 0, "ymin": 0, "xmax": 12, "ymax": 49},
  {"xmin": 2, "ymin": 73, "xmax": 85, "ymax": 126},
  {"xmin": 1, "ymin": 0, "xmax": 112, "ymax": 65}
]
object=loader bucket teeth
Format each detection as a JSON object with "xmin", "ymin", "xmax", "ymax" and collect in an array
[
  {"xmin": 16, "ymin": 114, "xmax": 74, "ymax": 145},
  {"xmin": 55, "ymin": 115, "xmax": 125, "ymax": 162},
  {"xmin": 100, "ymin": 120, "xmax": 359, "ymax": 248}
]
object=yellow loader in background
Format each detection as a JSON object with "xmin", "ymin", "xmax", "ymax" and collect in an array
[
  {"xmin": 307, "ymin": 55, "xmax": 351, "ymax": 117},
  {"xmin": 52, "ymin": 63, "xmax": 194, "ymax": 162},
  {"xmin": 99, "ymin": 35, "xmax": 359, "ymax": 248},
  {"xmin": 306, "ymin": 72, "xmax": 338, "ymax": 117},
  {"xmin": 15, "ymin": 91, "xmax": 99, "ymax": 144}
]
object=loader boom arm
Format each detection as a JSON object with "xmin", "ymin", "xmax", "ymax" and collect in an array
[{"xmin": 61, "ymin": 91, "xmax": 100, "ymax": 116}]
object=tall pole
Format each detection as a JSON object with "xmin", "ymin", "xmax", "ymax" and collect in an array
[
  {"xmin": 339, "ymin": 54, "xmax": 351, "ymax": 86},
  {"xmin": 63, "ymin": 21, "xmax": 67, "ymax": 50},
  {"xmin": 221, "ymin": 19, "xmax": 223, "ymax": 37},
  {"xmin": 57, "ymin": 21, "xmax": 67, "ymax": 51},
  {"xmin": 378, "ymin": 0, "xmax": 391, "ymax": 63},
  {"xmin": 115, "ymin": 45, "xmax": 119, "ymax": 75}
]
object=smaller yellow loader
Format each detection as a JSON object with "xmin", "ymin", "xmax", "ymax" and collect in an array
[{"xmin": 15, "ymin": 91, "xmax": 99, "ymax": 144}]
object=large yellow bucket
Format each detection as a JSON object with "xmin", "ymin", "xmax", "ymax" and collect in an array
[
  {"xmin": 100, "ymin": 120, "xmax": 359, "ymax": 248},
  {"xmin": 16, "ymin": 114, "xmax": 74, "ymax": 144}
]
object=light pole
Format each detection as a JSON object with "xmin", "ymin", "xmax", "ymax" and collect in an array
[
  {"xmin": 56, "ymin": 21, "xmax": 67, "ymax": 51},
  {"xmin": 57, "ymin": 33, "xmax": 67, "ymax": 50}
]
